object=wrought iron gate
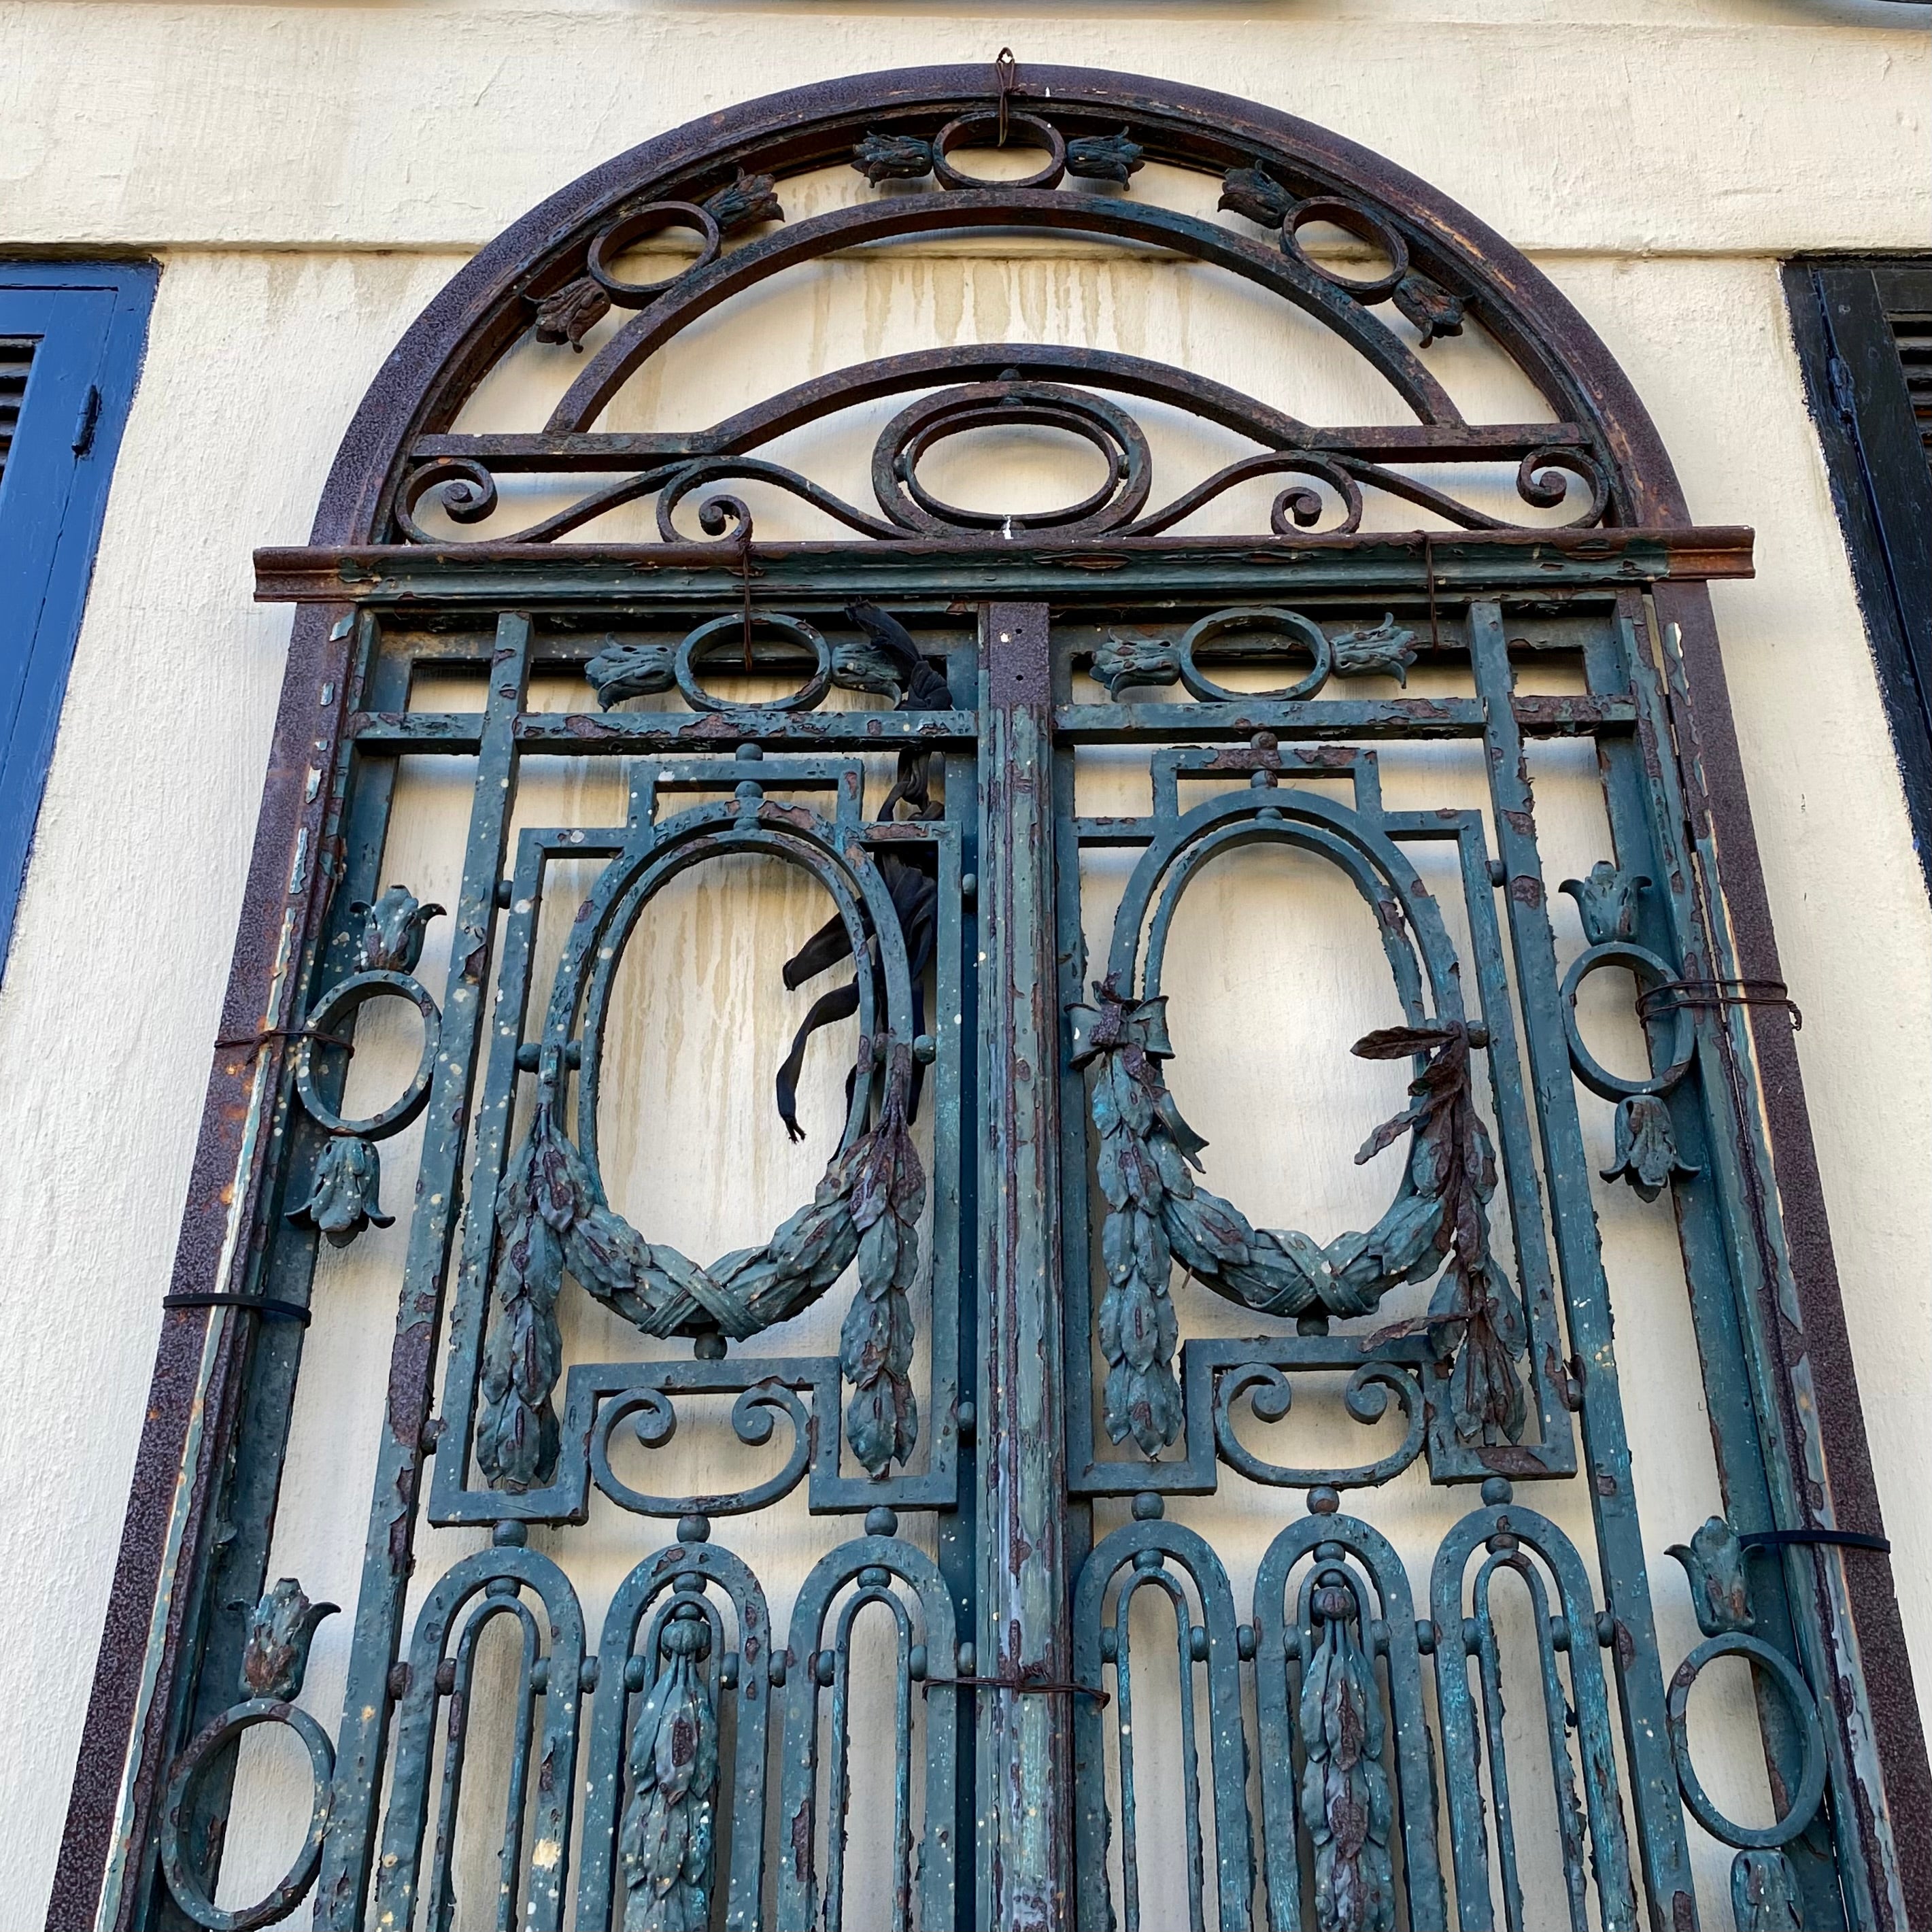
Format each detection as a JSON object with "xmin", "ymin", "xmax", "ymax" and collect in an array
[{"xmin": 67, "ymin": 61, "xmax": 1920, "ymax": 1932}]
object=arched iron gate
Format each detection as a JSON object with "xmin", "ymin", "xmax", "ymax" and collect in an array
[{"xmin": 56, "ymin": 61, "xmax": 1922, "ymax": 1932}]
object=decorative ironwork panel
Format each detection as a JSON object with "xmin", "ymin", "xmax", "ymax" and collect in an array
[{"xmin": 82, "ymin": 59, "xmax": 1915, "ymax": 1932}]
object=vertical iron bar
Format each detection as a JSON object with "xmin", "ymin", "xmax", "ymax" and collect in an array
[
  {"xmin": 1467, "ymin": 598, "xmax": 1697, "ymax": 1926},
  {"xmin": 1655, "ymin": 576, "xmax": 1916, "ymax": 1925},
  {"xmin": 314, "ymin": 611, "xmax": 531, "ymax": 1924},
  {"xmin": 975, "ymin": 601, "xmax": 1074, "ymax": 1931},
  {"xmin": 1593, "ymin": 608, "xmax": 1846, "ymax": 1925}
]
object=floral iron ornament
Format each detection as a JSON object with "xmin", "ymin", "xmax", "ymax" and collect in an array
[
  {"xmin": 1070, "ymin": 980, "xmax": 1525, "ymax": 1455},
  {"xmin": 1559, "ymin": 860, "xmax": 1701, "ymax": 1202},
  {"xmin": 620, "ymin": 1602, "xmax": 719, "ymax": 1932},
  {"xmin": 478, "ymin": 1042, "xmax": 924, "ymax": 1490}
]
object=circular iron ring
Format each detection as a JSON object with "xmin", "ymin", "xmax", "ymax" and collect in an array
[
  {"xmin": 160, "ymin": 1699, "xmax": 335, "ymax": 1931},
  {"xmin": 1667, "ymin": 1633, "xmax": 1826, "ymax": 1851},
  {"xmin": 1281, "ymin": 195, "xmax": 1410, "ymax": 301},
  {"xmin": 1175, "ymin": 607, "xmax": 1334, "ymax": 703},
  {"xmin": 673, "ymin": 611, "xmax": 833, "ymax": 711},
  {"xmin": 294, "ymin": 968, "xmax": 441, "ymax": 1140},
  {"xmin": 586, "ymin": 201, "xmax": 724, "ymax": 307},
  {"xmin": 930, "ymin": 112, "xmax": 1068, "ymax": 191},
  {"xmin": 1559, "ymin": 940, "xmax": 1695, "ymax": 1102}
]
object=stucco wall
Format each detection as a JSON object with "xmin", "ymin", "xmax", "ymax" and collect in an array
[{"xmin": 0, "ymin": 2, "xmax": 1927, "ymax": 1924}]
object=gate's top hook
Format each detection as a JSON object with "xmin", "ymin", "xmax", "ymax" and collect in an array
[{"xmin": 994, "ymin": 48, "xmax": 1017, "ymax": 147}]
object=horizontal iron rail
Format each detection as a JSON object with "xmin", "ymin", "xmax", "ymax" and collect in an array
[
  {"xmin": 343, "ymin": 696, "xmax": 1633, "ymax": 756},
  {"xmin": 1056, "ymin": 694, "xmax": 1635, "ymax": 743},
  {"xmin": 347, "ymin": 709, "xmax": 983, "ymax": 753},
  {"xmin": 254, "ymin": 528, "xmax": 1755, "ymax": 607},
  {"xmin": 411, "ymin": 421, "xmax": 1595, "ymax": 472}
]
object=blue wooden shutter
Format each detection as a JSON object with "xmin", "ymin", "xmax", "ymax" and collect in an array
[{"xmin": 0, "ymin": 261, "xmax": 157, "ymax": 972}]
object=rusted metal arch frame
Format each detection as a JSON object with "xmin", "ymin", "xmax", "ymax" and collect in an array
[{"xmin": 48, "ymin": 61, "xmax": 1929, "ymax": 1931}]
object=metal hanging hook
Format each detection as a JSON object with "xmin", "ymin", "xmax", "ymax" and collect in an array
[{"xmin": 994, "ymin": 47, "xmax": 1017, "ymax": 147}]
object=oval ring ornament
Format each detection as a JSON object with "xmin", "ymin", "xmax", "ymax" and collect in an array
[
  {"xmin": 673, "ymin": 611, "xmax": 834, "ymax": 712},
  {"xmin": 1559, "ymin": 939, "xmax": 1695, "ymax": 1100},
  {"xmin": 930, "ymin": 110, "xmax": 1068, "ymax": 191},
  {"xmin": 1281, "ymin": 194, "xmax": 1410, "ymax": 299},
  {"xmin": 1667, "ymin": 1633, "xmax": 1827, "ymax": 1850},
  {"xmin": 1073, "ymin": 786, "xmax": 1529, "ymax": 1458},
  {"xmin": 586, "ymin": 200, "xmax": 724, "ymax": 307},
  {"xmin": 1174, "ymin": 607, "xmax": 1334, "ymax": 703},
  {"xmin": 160, "ymin": 1701, "xmax": 335, "ymax": 1931},
  {"xmin": 872, "ymin": 379, "xmax": 1152, "ymax": 537},
  {"xmin": 294, "ymin": 968, "xmax": 442, "ymax": 1140}
]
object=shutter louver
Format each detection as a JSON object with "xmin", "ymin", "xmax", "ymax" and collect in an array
[
  {"xmin": 0, "ymin": 339, "xmax": 36, "ymax": 490},
  {"xmin": 1890, "ymin": 310, "xmax": 1932, "ymax": 477}
]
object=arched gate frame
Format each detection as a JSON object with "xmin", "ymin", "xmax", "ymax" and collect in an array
[{"xmin": 52, "ymin": 61, "xmax": 1929, "ymax": 1932}]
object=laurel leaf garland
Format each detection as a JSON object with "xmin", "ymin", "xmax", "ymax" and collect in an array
[
  {"xmin": 477, "ymin": 1046, "xmax": 925, "ymax": 1491},
  {"xmin": 1072, "ymin": 984, "xmax": 1527, "ymax": 1457}
]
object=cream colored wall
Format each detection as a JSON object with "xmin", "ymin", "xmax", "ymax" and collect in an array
[{"xmin": 0, "ymin": 1, "xmax": 1927, "ymax": 1925}]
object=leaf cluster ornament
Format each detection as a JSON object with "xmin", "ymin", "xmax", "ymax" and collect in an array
[
  {"xmin": 1091, "ymin": 634, "xmax": 1182, "ymax": 697},
  {"xmin": 239, "ymin": 1578, "xmax": 337, "ymax": 1701},
  {"xmin": 1300, "ymin": 1583, "xmax": 1395, "ymax": 1932},
  {"xmin": 1066, "ymin": 129, "xmax": 1145, "ymax": 185},
  {"xmin": 349, "ymin": 884, "xmax": 444, "ymax": 973},
  {"xmin": 1359, "ymin": 1023, "xmax": 1527, "ymax": 1446},
  {"xmin": 1601, "ymin": 1093, "xmax": 1698, "ymax": 1202},
  {"xmin": 702, "ymin": 169, "xmax": 783, "ymax": 236},
  {"xmin": 477, "ymin": 1045, "xmax": 925, "ymax": 1490},
  {"xmin": 1329, "ymin": 615, "xmax": 1418, "ymax": 683},
  {"xmin": 620, "ymin": 1604, "xmax": 719, "ymax": 1932},
  {"xmin": 1667, "ymin": 1516, "xmax": 1755, "ymax": 1636},
  {"xmin": 1559, "ymin": 860, "xmax": 1650, "ymax": 945},
  {"xmin": 1073, "ymin": 983, "xmax": 1526, "ymax": 1455},
  {"xmin": 839, "ymin": 1079, "xmax": 924, "ymax": 1476},
  {"xmin": 534, "ymin": 276, "xmax": 613, "ymax": 351},
  {"xmin": 851, "ymin": 132, "xmax": 934, "ymax": 184},
  {"xmin": 287, "ymin": 1134, "xmax": 393, "ymax": 1247},
  {"xmin": 1218, "ymin": 163, "xmax": 1296, "ymax": 228},
  {"xmin": 1390, "ymin": 273, "xmax": 1465, "ymax": 347}
]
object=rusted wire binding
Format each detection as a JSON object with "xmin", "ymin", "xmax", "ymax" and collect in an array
[
  {"xmin": 214, "ymin": 1025, "xmax": 357, "ymax": 1055},
  {"xmin": 922, "ymin": 1670, "xmax": 1110, "ymax": 1706},
  {"xmin": 1739, "ymin": 1527, "xmax": 1891, "ymax": 1555},
  {"xmin": 1634, "ymin": 977, "xmax": 1803, "ymax": 1032},
  {"xmin": 161, "ymin": 1292, "xmax": 313, "ymax": 1327},
  {"xmin": 993, "ymin": 47, "xmax": 1017, "ymax": 148}
]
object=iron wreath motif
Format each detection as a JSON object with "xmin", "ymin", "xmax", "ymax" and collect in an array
[
  {"xmin": 1070, "ymin": 745, "xmax": 1531, "ymax": 1464},
  {"xmin": 477, "ymin": 609, "xmax": 943, "ymax": 1493}
]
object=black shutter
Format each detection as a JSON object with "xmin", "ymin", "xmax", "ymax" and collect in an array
[{"xmin": 1786, "ymin": 257, "xmax": 1932, "ymax": 883}]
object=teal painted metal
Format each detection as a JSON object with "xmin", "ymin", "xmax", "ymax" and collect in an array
[
  {"xmin": 107, "ymin": 67, "xmax": 1903, "ymax": 1932},
  {"xmin": 141, "ymin": 578, "xmax": 1874, "ymax": 1932},
  {"xmin": 135, "ymin": 571, "xmax": 1882, "ymax": 1932}
]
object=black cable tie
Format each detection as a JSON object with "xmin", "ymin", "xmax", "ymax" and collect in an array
[
  {"xmin": 162, "ymin": 1293, "xmax": 313, "ymax": 1327},
  {"xmin": 1738, "ymin": 1527, "xmax": 1890, "ymax": 1555},
  {"xmin": 214, "ymin": 1026, "xmax": 356, "ymax": 1056},
  {"xmin": 1633, "ymin": 977, "xmax": 1802, "ymax": 1032}
]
